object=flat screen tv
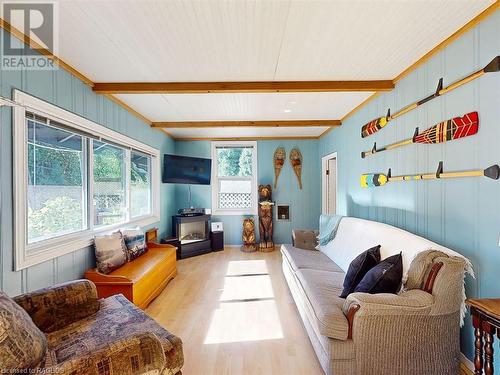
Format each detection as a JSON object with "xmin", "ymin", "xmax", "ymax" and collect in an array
[{"xmin": 162, "ymin": 154, "xmax": 211, "ymax": 185}]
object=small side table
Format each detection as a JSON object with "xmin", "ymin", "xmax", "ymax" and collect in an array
[
  {"xmin": 466, "ymin": 298, "xmax": 500, "ymax": 375},
  {"xmin": 210, "ymin": 231, "xmax": 224, "ymax": 252}
]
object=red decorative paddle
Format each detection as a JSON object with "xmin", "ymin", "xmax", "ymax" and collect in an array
[
  {"xmin": 361, "ymin": 112, "xmax": 479, "ymax": 158},
  {"xmin": 361, "ymin": 56, "xmax": 499, "ymax": 138}
]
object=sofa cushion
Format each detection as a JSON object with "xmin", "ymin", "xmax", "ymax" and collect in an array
[
  {"xmin": 296, "ymin": 269, "xmax": 348, "ymax": 340},
  {"xmin": 318, "ymin": 332, "xmax": 356, "ymax": 361},
  {"xmin": 94, "ymin": 232, "xmax": 127, "ymax": 274},
  {"xmin": 0, "ymin": 291, "xmax": 47, "ymax": 369},
  {"xmin": 281, "ymin": 244, "xmax": 344, "ymax": 273},
  {"xmin": 354, "ymin": 252, "xmax": 403, "ymax": 294},
  {"xmin": 292, "ymin": 229, "xmax": 318, "ymax": 250},
  {"xmin": 340, "ymin": 245, "xmax": 381, "ymax": 298},
  {"xmin": 44, "ymin": 294, "xmax": 183, "ymax": 372}
]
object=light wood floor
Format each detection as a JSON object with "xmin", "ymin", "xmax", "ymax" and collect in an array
[{"xmin": 147, "ymin": 246, "xmax": 323, "ymax": 375}]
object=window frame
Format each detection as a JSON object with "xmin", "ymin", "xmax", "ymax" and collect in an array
[
  {"xmin": 211, "ymin": 141, "xmax": 258, "ymax": 216},
  {"xmin": 13, "ymin": 90, "xmax": 160, "ymax": 271},
  {"xmin": 92, "ymin": 140, "xmax": 129, "ymax": 228},
  {"xmin": 130, "ymin": 149, "xmax": 153, "ymax": 220}
]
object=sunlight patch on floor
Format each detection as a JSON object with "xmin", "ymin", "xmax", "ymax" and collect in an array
[
  {"xmin": 204, "ymin": 299, "xmax": 284, "ymax": 344},
  {"xmin": 219, "ymin": 275, "xmax": 274, "ymax": 301},
  {"xmin": 204, "ymin": 259, "xmax": 283, "ymax": 344},
  {"xmin": 226, "ymin": 260, "xmax": 268, "ymax": 276}
]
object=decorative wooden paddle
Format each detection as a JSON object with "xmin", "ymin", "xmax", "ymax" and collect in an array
[
  {"xmin": 361, "ymin": 162, "xmax": 500, "ymax": 188},
  {"xmin": 361, "ymin": 56, "xmax": 499, "ymax": 138},
  {"xmin": 361, "ymin": 112, "xmax": 479, "ymax": 158}
]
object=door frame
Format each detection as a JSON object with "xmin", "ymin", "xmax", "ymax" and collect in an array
[{"xmin": 321, "ymin": 152, "xmax": 338, "ymax": 215}]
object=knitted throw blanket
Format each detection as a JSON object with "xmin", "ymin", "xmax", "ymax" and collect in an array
[{"xmin": 317, "ymin": 214, "xmax": 343, "ymax": 247}]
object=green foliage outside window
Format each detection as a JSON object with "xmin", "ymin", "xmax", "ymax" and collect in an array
[
  {"xmin": 217, "ymin": 147, "xmax": 252, "ymax": 177},
  {"xmin": 28, "ymin": 196, "xmax": 83, "ymax": 241},
  {"xmin": 131, "ymin": 156, "xmax": 149, "ymax": 184},
  {"xmin": 28, "ymin": 143, "xmax": 82, "ymax": 186},
  {"xmin": 94, "ymin": 147, "xmax": 123, "ymax": 182}
]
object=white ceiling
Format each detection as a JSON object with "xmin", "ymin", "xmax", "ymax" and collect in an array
[
  {"xmin": 51, "ymin": 1, "xmax": 497, "ymax": 138},
  {"xmin": 115, "ymin": 92, "xmax": 374, "ymax": 122},
  {"xmin": 58, "ymin": 0, "xmax": 493, "ymax": 81}
]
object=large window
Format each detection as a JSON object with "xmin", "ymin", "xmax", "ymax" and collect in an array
[
  {"xmin": 211, "ymin": 141, "xmax": 257, "ymax": 215},
  {"xmin": 14, "ymin": 91, "xmax": 160, "ymax": 270}
]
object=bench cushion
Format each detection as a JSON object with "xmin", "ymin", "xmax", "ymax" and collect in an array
[
  {"xmin": 121, "ymin": 228, "xmax": 148, "ymax": 261},
  {"xmin": 296, "ymin": 268, "xmax": 348, "ymax": 340},
  {"xmin": 281, "ymin": 244, "xmax": 344, "ymax": 273},
  {"xmin": 94, "ymin": 232, "xmax": 127, "ymax": 274}
]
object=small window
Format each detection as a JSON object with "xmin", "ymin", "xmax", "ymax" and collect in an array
[{"xmin": 211, "ymin": 141, "xmax": 257, "ymax": 215}]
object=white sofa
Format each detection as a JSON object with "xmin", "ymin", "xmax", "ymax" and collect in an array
[{"xmin": 281, "ymin": 217, "xmax": 470, "ymax": 375}]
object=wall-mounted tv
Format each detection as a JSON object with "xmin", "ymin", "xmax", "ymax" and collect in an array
[{"xmin": 162, "ymin": 154, "xmax": 211, "ymax": 185}]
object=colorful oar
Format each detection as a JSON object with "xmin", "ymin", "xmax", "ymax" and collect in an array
[
  {"xmin": 361, "ymin": 112, "xmax": 479, "ymax": 158},
  {"xmin": 361, "ymin": 162, "xmax": 499, "ymax": 188},
  {"xmin": 361, "ymin": 56, "xmax": 499, "ymax": 138}
]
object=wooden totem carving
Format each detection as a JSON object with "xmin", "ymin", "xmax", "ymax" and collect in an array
[
  {"xmin": 258, "ymin": 184, "xmax": 274, "ymax": 251},
  {"xmin": 241, "ymin": 218, "xmax": 257, "ymax": 252}
]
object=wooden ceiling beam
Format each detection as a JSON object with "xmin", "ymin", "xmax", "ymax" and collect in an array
[
  {"xmin": 151, "ymin": 120, "xmax": 341, "ymax": 128},
  {"xmin": 93, "ymin": 81, "xmax": 394, "ymax": 94},
  {"xmin": 173, "ymin": 136, "xmax": 320, "ymax": 141}
]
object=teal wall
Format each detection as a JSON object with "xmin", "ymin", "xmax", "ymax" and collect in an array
[
  {"xmin": 0, "ymin": 29, "xmax": 176, "ymax": 296},
  {"xmin": 173, "ymin": 140, "xmax": 321, "ymax": 245},
  {"xmin": 319, "ymin": 10, "xmax": 499, "ymax": 366},
  {"xmin": 1, "ymin": 11, "xmax": 498, "ymax": 367}
]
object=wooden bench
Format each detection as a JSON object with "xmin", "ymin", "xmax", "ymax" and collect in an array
[{"xmin": 85, "ymin": 228, "xmax": 177, "ymax": 309}]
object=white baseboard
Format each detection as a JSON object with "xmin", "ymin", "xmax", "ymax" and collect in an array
[{"xmin": 461, "ymin": 352, "xmax": 474, "ymax": 373}]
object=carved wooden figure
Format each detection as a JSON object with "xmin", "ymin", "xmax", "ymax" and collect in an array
[
  {"xmin": 241, "ymin": 218, "xmax": 257, "ymax": 252},
  {"xmin": 258, "ymin": 184, "xmax": 274, "ymax": 251},
  {"xmin": 258, "ymin": 184, "xmax": 272, "ymax": 202}
]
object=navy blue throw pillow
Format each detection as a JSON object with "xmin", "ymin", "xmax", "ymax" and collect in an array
[
  {"xmin": 354, "ymin": 252, "xmax": 403, "ymax": 294},
  {"xmin": 339, "ymin": 245, "xmax": 381, "ymax": 298}
]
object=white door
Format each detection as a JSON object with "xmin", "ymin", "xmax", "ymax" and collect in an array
[{"xmin": 322, "ymin": 153, "xmax": 337, "ymax": 215}]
